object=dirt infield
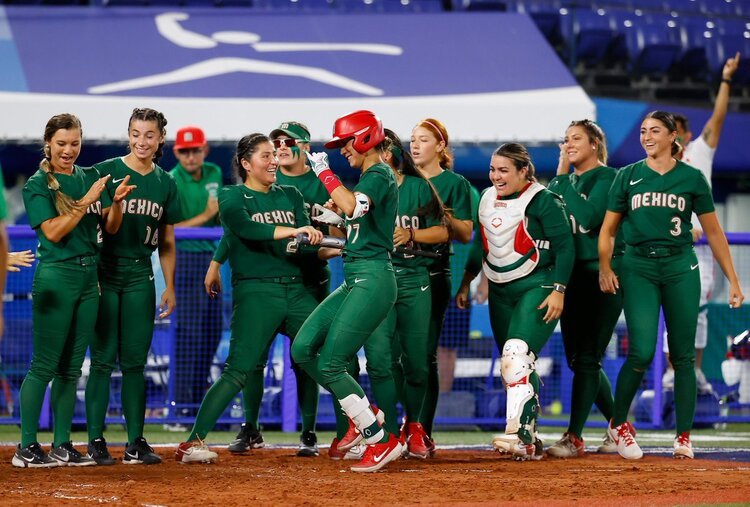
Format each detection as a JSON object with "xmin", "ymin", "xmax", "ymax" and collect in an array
[{"xmin": 4, "ymin": 446, "xmax": 750, "ymax": 506}]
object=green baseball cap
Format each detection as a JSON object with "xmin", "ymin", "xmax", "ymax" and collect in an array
[{"xmin": 270, "ymin": 121, "xmax": 311, "ymax": 143}]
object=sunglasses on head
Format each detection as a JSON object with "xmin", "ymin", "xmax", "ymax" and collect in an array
[{"xmin": 273, "ymin": 138, "xmax": 301, "ymax": 148}]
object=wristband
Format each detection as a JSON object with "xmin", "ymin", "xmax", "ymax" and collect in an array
[
  {"xmin": 316, "ymin": 168, "xmax": 343, "ymax": 194},
  {"xmin": 553, "ymin": 283, "xmax": 567, "ymax": 294},
  {"xmin": 722, "ymin": 78, "xmax": 732, "ymax": 85}
]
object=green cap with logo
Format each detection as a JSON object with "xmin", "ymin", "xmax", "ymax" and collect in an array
[{"xmin": 270, "ymin": 121, "xmax": 311, "ymax": 143}]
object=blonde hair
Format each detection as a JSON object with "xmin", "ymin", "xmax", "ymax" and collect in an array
[{"xmin": 41, "ymin": 113, "xmax": 82, "ymax": 215}]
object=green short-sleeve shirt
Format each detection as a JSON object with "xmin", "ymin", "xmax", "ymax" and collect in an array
[
  {"xmin": 344, "ymin": 163, "xmax": 398, "ymax": 261},
  {"xmin": 22, "ymin": 166, "xmax": 108, "ymax": 262},
  {"xmin": 0, "ymin": 164, "xmax": 8, "ymax": 221},
  {"xmin": 97, "ymin": 157, "xmax": 182, "ymax": 259},
  {"xmin": 169, "ymin": 161, "xmax": 223, "ymax": 252},
  {"xmin": 393, "ymin": 174, "xmax": 443, "ymax": 269},
  {"xmin": 608, "ymin": 160, "xmax": 715, "ymax": 247}
]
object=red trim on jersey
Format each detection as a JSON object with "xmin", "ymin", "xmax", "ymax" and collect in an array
[
  {"xmin": 513, "ymin": 220, "xmax": 535, "ymax": 258},
  {"xmin": 481, "ymin": 223, "xmax": 489, "ymax": 254}
]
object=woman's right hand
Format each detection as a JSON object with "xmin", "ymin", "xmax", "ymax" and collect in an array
[
  {"xmin": 599, "ymin": 267, "xmax": 619, "ymax": 294},
  {"xmin": 556, "ymin": 142, "xmax": 570, "ymax": 176},
  {"xmin": 456, "ymin": 283, "xmax": 471, "ymax": 310},
  {"xmin": 79, "ymin": 175, "xmax": 111, "ymax": 208}
]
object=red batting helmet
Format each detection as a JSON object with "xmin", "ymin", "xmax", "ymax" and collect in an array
[{"xmin": 324, "ymin": 110, "xmax": 385, "ymax": 154}]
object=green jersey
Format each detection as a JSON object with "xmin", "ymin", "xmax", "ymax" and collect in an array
[
  {"xmin": 608, "ymin": 160, "xmax": 714, "ymax": 247},
  {"xmin": 169, "ymin": 161, "xmax": 223, "ymax": 253},
  {"xmin": 344, "ymin": 163, "xmax": 398, "ymax": 261},
  {"xmin": 429, "ymin": 169, "xmax": 473, "ymax": 270},
  {"xmin": 23, "ymin": 166, "xmax": 110, "ymax": 263},
  {"xmin": 549, "ymin": 166, "xmax": 619, "ymax": 263},
  {"xmin": 467, "ymin": 187, "xmax": 574, "ymax": 285},
  {"xmin": 450, "ymin": 184, "xmax": 480, "ymax": 295},
  {"xmin": 97, "ymin": 158, "xmax": 182, "ymax": 259},
  {"xmin": 392, "ymin": 174, "xmax": 443, "ymax": 269},
  {"xmin": 276, "ymin": 168, "xmax": 331, "ymax": 278},
  {"xmin": 0, "ymin": 164, "xmax": 7, "ymax": 221},
  {"xmin": 218, "ymin": 183, "xmax": 309, "ymax": 282}
]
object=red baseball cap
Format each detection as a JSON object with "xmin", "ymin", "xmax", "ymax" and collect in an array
[{"xmin": 174, "ymin": 126, "xmax": 207, "ymax": 150}]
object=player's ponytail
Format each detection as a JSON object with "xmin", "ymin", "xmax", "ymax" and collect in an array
[
  {"xmin": 40, "ymin": 113, "xmax": 82, "ymax": 216},
  {"xmin": 128, "ymin": 108, "xmax": 168, "ymax": 163},
  {"xmin": 233, "ymin": 133, "xmax": 271, "ymax": 183},
  {"xmin": 494, "ymin": 142, "xmax": 536, "ymax": 182},
  {"xmin": 569, "ymin": 119, "xmax": 609, "ymax": 165},
  {"xmin": 416, "ymin": 118, "xmax": 454, "ymax": 170}
]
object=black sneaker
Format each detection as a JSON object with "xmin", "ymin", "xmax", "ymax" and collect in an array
[
  {"xmin": 12, "ymin": 443, "xmax": 59, "ymax": 468},
  {"xmin": 227, "ymin": 423, "xmax": 264, "ymax": 453},
  {"xmin": 123, "ymin": 437, "xmax": 162, "ymax": 465},
  {"xmin": 297, "ymin": 430, "xmax": 319, "ymax": 457},
  {"xmin": 49, "ymin": 441, "xmax": 96, "ymax": 467},
  {"xmin": 87, "ymin": 437, "xmax": 116, "ymax": 466}
]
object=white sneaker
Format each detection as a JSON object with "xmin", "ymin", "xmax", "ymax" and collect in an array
[
  {"xmin": 608, "ymin": 420, "xmax": 643, "ymax": 460},
  {"xmin": 673, "ymin": 432, "xmax": 694, "ymax": 459},
  {"xmin": 175, "ymin": 439, "xmax": 218, "ymax": 464},
  {"xmin": 596, "ymin": 432, "xmax": 618, "ymax": 453},
  {"xmin": 662, "ymin": 368, "xmax": 675, "ymax": 391},
  {"xmin": 695, "ymin": 369, "xmax": 714, "ymax": 395},
  {"xmin": 546, "ymin": 432, "xmax": 584, "ymax": 458},
  {"xmin": 492, "ymin": 434, "xmax": 543, "ymax": 461}
]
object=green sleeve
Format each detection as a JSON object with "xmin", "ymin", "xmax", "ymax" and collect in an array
[
  {"xmin": 0, "ymin": 167, "xmax": 7, "ymax": 221},
  {"xmin": 90, "ymin": 166, "xmax": 112, "ymax": 209},
  {"xmin": 452, "ymin": 175, "xmax": 473, "ymax": 221},
  {"xmin": 464, "ymin": 228, "xmax": 483, "ymax": 277},
  {"xmin": 218, "ymin": 188, "xmax": 276, "ymax": 241},
  {"xmin": 355, "ymin": 168, "xmax": 390, "ymax": 207},
  {"xmin": 693, "ymin": 170, "xmax": 715, "ymax": 216},
  {"xmin": 554, "ymin": 171, "xmax": 614, "ymax": 230},
  {"xmin": 23, "ymin": 175, "xmax": 57, "ymax": 229},
  {"xmin": 282, "ymin": 186, "xmax": 310, "ymax": 228},
  {"xmin": 164, "ymin": 175, "xmax": 183, "ymax": 224},
  {"xmin": 608, "ymin": 166, "xmax": 631, "ymax": 213},
  {"xmin": 537, "ymin": 192, "xmax": 575, "ymax": 285},
  {"xmin": 213, "ymin": 235, "xmax": 228, "ymax": 264}
]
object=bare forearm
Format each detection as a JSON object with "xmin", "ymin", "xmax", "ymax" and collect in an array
[
  {"xmin": 705, "ymin": 229, "xmax": 740, "ymax": 284},
  {"xmin": 330, "ymin": 186, "xmax": 356, "ymax": 217},
  {"xmin": 451, "ymin": 218, "xmax": 473, "ymax": 243},
  {"xmin": 40, "ymin": 211, "xmax": 86, "ymax": 243},
  {"xmin": 413, "ymin": 225, "xmax": 449, "ymax": 245},
  {"xmin": 103, "ymin": 203, "xmax": 124, "ymax": 235},
  {"xmin": 158, "ymin": 228, "xmax": 177, "ymax": 290}
]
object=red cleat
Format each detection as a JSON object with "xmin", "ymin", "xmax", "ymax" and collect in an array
[
  {"xmin": 406, "ymin": 422, "xmax": 430, "ymax": 459},
  {"xmin": 350, "ymin": 433, "xmax": 402, "ymax": 473}
]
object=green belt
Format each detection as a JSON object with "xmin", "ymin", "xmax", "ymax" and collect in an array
[
  {"xmin": 101, "ymin": 255, "xmax": 151, "ymax": 266},
  {"xmin": 57, "ymin": 255, "xmax": 98, "ymax": 267},
  {"xmin": 627, "ymin": 244, "xmax": 691, "ymax": 259},
  {"xmin": 237, "ymin": 275, "xmax": 301, "ymax": 284}
]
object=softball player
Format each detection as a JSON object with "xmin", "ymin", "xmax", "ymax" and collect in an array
[
  {"xmin": 291, "ymin": 110, "xmax": 403, "ymax": 473},
  {"xmin": 546, "ymin": 120, "xmax": 622, "ymax": 458},
  {"xmin": 85, "ymin": 108, "xmax": 182, "ymax": 466},
  {"xmin": 411, "ymin": 118, "xmax": 473, "ymax": 454},
  {"xmin": 600, "ymin": 111, "xmax": 744, "ymax": 460},
  {"xmin": 223, "ymin": 121, "xmax": 329, "ymax": 457},
  {"xmin": 456, "ymin": 143, "xmax": 574, "ymax": 461},
  {"xmin": 176, "ymin": 133, "xmax": 323, "ymax": 464},
  {"xmin": 360, "ymin": 128, "xmax": 448, "ymax": 458},
  {"xmin": 14, "ymin": 114, "xmax": 133, "ymax": 468}
]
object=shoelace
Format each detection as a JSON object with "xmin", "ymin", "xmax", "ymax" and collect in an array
[
  {"xmin": 617, "ymin": 424, "xmax": 637, "ymax": 447},
  {"xmin": 676, "ymin": 433, "xmax": 691, "ymax": 447}
]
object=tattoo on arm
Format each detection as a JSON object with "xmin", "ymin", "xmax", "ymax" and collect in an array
[{"xmin": 702, "ymin": 127, "xmax": 712, "ymax": 143}]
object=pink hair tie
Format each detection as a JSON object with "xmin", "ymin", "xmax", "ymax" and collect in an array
[{"xmin": 419, "ymin": 120, "xmax": 446, "ymax": 144}]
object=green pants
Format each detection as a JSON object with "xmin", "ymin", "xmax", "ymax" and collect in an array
[
  {"xmin": 86, "ymin": 256, "xmax": 155, "ymax": 444},
  {"xmin": 366, "ymin": 267, "xmax": 431, "ymax": 434},
  {"xmin": 241, "ymin": 270, "xmax": 329, "ymax": 433},
  {"xmin": 292, "ymin": 259, "xmax": 397, "ymax": 406},
  {"xmin": 421, "ymin": 267, "xmax": 450, "ymax": 435},
  {"xmin": 188, "ymin": 277, "xmax": 317, "ymax": 441},
  {"xmin": 560, "ymin": 260, "xmax": 622, "ymax": 437},
  {"xmin": 613, "ymin": 247, "xmax": 700, "ymax": 434},
  {"xmin": 21, "ymin": 258, "xmax": 99, "ymax": 447}
]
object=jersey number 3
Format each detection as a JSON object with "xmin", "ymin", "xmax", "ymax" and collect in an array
[{"xmin": 670, "ymin": 217, "xmax": 682, "ymax": 237}]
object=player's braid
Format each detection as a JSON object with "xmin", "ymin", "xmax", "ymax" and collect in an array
[{"xmin": 40, "ymin": 113, "xmax": 81, "ymax": 216}]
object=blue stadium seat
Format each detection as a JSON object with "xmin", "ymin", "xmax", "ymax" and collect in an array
[
  {"xmin": 610, "ymin": 10, "xmax": 682, "ymax": 77},
  {"xmin": 452, "ymin": 0, "xmax": 508, "ymax": 11},
  {"xmin": 701, "ymin": 0, "xmax": 742, "ymax": 16},
  {"xmin": 569, "ymin": 7, "xmax": 618, "ymax": 66},
  {"xmin": 252, "ymin": 0, "xmax": 335, "ymax": 11},
  {"xmin": 342, "ymin": 0, "xmax": 444, "ymax": 13},
  {"xmin": 514, "ymin": 0, "xmax": 565, "ymax": 45},
  {"xmin": 666, "ymin": 0, "xmax": 704, "ymax": 14},
  {"xmin": 707, "ymin": 19, "xmax": 750, "ymax": 84},
  {"xmin": 673, "ymin": 15, "xmax": 712, "ymax": 79}
]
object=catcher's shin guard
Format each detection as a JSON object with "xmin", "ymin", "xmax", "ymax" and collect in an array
[
  {"xmin": 500, "ymin": 339, "xmax": 538, "ymax": 445},
  {"xmin": 339, "ymin": 394, "xmax": 384, "ymax": 445}
]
